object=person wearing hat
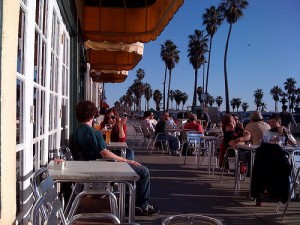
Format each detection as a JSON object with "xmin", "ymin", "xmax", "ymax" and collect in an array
[{"xmin": 245, "ymin": 111, "xmax": 271, "ymax": 145}]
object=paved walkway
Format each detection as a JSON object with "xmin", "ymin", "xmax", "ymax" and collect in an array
[{"xmin": 126, "ymin": 119, "xmax": 300, "ymax": 225}]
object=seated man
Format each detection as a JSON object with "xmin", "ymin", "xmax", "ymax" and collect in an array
[
  {"xmin": 155, "ymin": 111, "xmax": 180, "ymax": 155},
  {"xmin": 263, "ymin": 113, "xmax": 297, "ymax": 146},
  {"xmin": 70, "ymin": 100, "xmax": 160, "ymax": 216},
  {"xmin": 184, "ymin": 114, "xmax": 204, "ymax": 133}
]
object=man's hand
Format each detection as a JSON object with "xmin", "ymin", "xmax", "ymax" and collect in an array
[{"xmin": 126, "ymin": 159, "xmax": 141, "ymax": 166}]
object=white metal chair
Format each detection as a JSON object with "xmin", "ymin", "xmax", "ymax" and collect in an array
[
  {"xmin": 133, "ymin": 125, "xmax": 144, "ymax": 147},
  {"xmin": 220, "ymin": 147, "xmax": 241, "ymax": 191},
  {"xmin": 31, "ymin": 167, "xmax": 119, "ymax": 223},
  {"xmin": 162, "ymin": 214, "xmax": 223, "ymax": 225},
  {"xmin": 141, "ymin": 126, "xmax": 155, "ymax": 151},
  {"xmin": 150, "ymin": 133, "xmax": 170, "ymax": 155},
  {"xmin": 183, "ymin": 132, "xmax": 206, "ymax": 166},
  {"xmin": 282, "ymin": 150, "xmax": 300, "ymax": 220},
  {"xmin": 30, "ymin": 194, "xmax": 121, "ymax": 225}
]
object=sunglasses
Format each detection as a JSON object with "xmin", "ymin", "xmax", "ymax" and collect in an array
[{"xmin": 108, "ymin": 115, "xmax": 116, "ymax": 119}]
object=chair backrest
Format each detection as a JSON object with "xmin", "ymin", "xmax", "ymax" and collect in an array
[
  {"xmin": 186, "ymin": 132, "xmax": 204, "ymax": 145},
  {"xmin": 31, "ymin": 167, "xmax": 55, "ymax": 199},
  {"xmin": 162, "ymin": 214, "xmax": 223, "ymax": 225},
  {"xmin": 155, "ymin": 133, "xmax": 168, "ymax": 141},
  {"xmin": 30, "ymin": 167, "xmax": 120, "ymax": 225}
]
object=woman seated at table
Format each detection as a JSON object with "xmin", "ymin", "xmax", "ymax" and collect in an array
[
  {"xmin": 70, "ymin": 101, "xmax": 160, "ymax": 216},
  {"xmin": 141, "ymin": 111, "xmax": 155, "ymax": 137},
  {"xmin": 99, "ymin": 108, "xmax": 135, "ymax": 160},
  {"xmin": 219, "ymin": 114, "xmax": 251, "ymax": 168}
]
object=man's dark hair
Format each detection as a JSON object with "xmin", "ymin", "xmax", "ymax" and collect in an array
[
  {"xmin": 282, "ymin": 105, "xmax": 288, "ymax": 110},
  {"xmin": 75, "ymin": 100, "xmax": 98, "ymax": 123},
  {"xmin": 269, "ymin": 113, "xmax": 281, "ymax": 122},
  {"xmin": 143, "ymin": 111, "xmax": 152, "ymax": 118}
]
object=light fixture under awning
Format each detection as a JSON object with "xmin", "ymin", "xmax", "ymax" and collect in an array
[
  {"xmin": 82, "ymin": 0, "xmax": 185, "ymax": 43},
  {"xmin": 90, "ymin": 70, "xmax": 128, "ymax": 83},
  {"xmin": 85, "ymin": 40, "xmax": 144, "ymax": 71}
]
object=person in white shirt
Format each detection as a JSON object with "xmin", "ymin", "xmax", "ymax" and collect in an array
[{"xmin": 263, "ymin": 113, "xmax": 297, "ymax": 146}]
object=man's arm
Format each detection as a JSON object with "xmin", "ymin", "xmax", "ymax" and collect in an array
[{"xmin": 99, "ymin": 149, "xmax": 141, "ymax": 166}]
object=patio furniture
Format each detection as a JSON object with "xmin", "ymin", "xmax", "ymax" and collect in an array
[
  {"xmin": 183, "ymin": 132, "xmax": 207, "ymax": 166},
  {"xmin": 220, "ymin": 147, "xmax": 241, "ymax": 191},
  {"xmin": 282, "ymin": 149, "xmax": 300, "ymax": 220},
  {"xmin": 162, "ymin": 214, "xmax": 223, "ymax": 225},
  {"xmin": 47, "ymin": 160, "xmax": 139, "ymax": 222},
  {"xmin": 30, "ymin": 167, "xmax": 120, "ymax": 225},
  {"xmin": 150, "ymin": 133, "xmax": 170, "ymax": 155}
]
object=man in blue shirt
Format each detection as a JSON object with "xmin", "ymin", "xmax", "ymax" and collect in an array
[{"xmin": 70, "ymin": 100, "xmax": 160, "ymax": 216}]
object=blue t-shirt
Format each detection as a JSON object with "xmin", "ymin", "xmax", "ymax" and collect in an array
[{"xmin": 70, "ymin": 124, "xmax": 106, "ymax": 160}]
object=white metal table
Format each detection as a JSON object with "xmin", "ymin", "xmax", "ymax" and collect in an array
[
  {"xmin": 106, "ymin": 141, "xmax": 128, "ymax": 158},
  {"xmin": 48, "ymin": 160, "xmax": 139, "ymax": 222}
]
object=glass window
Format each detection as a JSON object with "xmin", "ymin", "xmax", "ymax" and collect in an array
[
  {"xmin": 17, "ymin": 8, "xmax": 26, "ymax": 74},
  {"xmin": 16, "ymin": 80, "xmax": 24, "ymax": 144}
]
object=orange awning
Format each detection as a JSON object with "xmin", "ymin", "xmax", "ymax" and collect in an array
[
  {"xmin": 82, "ymin": 0, "xmax": 185, "ymax": 43},
  {"xmin": 85, "ymin": 40, "xmax": 143, "ymax": 71},
  {"xmin": 90, "ymin": 70, "xmax": 128, "ymax": 83}
]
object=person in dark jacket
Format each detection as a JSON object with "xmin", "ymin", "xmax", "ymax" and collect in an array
[{"xmin": 251, "ymin": 142, "xmax": 292, "ymax": 206}]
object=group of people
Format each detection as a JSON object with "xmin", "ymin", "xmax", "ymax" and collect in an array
[
  {"xmin": 219, "ymin": 110, "xmax": 297, "ymax": 172},
  {"xmin": 69, "ymin": 100, "xmax": 297, "ymax": 215},
  {"xmin": 140, "ymin": 111, "xmax": 210, "ymax": 156}
]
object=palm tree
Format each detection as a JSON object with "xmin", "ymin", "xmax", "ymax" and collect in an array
[
  {"xmin": 169, "ymin": 90, "xmax": 175, "ymax": 109},
  {"xmin": 187, "ymin": 30, "xmax": 208, "ymax": 108},
  {"xmin": 144, "ymin": 83, "xmax": 152, "ymax": 111},
  {"xmin": 295, "ymin": 88, "xmax": 300, "ymax": 108},
  {"xmin": 254, "ymin": 89, "xmax": 264, "ymax": 111},
  {"xmin": 241, "ymin": 102, "xmax": 249, "ymax": 112},
  {"xmin": 270, "ymin": 85, "xmax": 283, "ymax": 112},
  {"xmin": 234, "ymin": 98, "xmax": 242, "ymax": 112},
  {"xmin": 153, "ymin": 89, "xmax": 162, "ymax": 111},
  {"xmin": 207, "ymin": 94, "xmax": 215, "ymax": 107},
  {"xmin": 219, "ymin": 0, "xmax": 249, "ymax": 113},
  {"xmin": 160, "ymin": 40, "xmax": 180, "ymax": 111},
  {"xmin": 130, "ymin": 69, "xmax": 146, "ymax": 111},
  {"xmin": 230, "ymin": 99, "xmax": 236, "ymax": 112},
  {"xmin": 284, "ymin": 77, "xmax": 297, "ymax": 111},
  {"xmin": 215, "ymin": 96, "xmax": 223, "ymax": 111},
  {"xmin": 202, "ymin": 5, "xmax": 223, "ymax": 95},
  {"xmin": 280, "ymin": 92, "xmax": 288, "ymax": 107},
  {"xmin": 181, "ymin": 92, "xmax": 189, "ymax": 110},
  {"xmin": 173, "ymin": 90, "xmax": 183, "ymax": 110}
]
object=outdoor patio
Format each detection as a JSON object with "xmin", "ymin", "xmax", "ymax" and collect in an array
[{"xmin": 77, "ymin": 119, "xmax": 300, "ymax": 225}]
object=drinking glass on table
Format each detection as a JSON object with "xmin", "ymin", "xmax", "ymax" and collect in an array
[{"xmin": 105, "ymin": 124, "xmax": 112, "ymax": 144}]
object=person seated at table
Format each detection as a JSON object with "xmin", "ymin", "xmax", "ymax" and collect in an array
[
  {"xmin": 231, "ymin": 114, "xmax": 244, "ymax": 137},
  {"xmin": 219, "ymin": 114, "xmax": 251, "ymax": 169},
  {"xmin": 70, "ymin": 101, "xmax": 160, "ymax": 216},
  {"xmin": 141, "ymin": 111, "xmax": 155, "ymax": 137},
  {"xmin": 98, "ymin": 108, "xmax": 134, "ymax": 160},
  {"xmin": 245, "ymin": 111, "xmax": 271, "ymax": 145},
  {"xmin": 149, "ymin": 112, "xmax": 158, "ymax": 128},
  {"xmin": 184, "ymin": 114, "xmax": 204, "ymax": 133},
  {"xmin": 155, "ymin": 111, "xmax": 180, "ymax": 156},
  {"xmin": 262, "ymin": 113, "xmax": 297, "ymax": 146}
]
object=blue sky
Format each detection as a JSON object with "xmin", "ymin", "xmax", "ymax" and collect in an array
[{"xmin": 105, "ymin": 0, "xmax": 300, "ymax": 112}]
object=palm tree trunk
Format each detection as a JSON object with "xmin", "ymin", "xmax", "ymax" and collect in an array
[
  {"xmin": 275, "ymin": 100, "xmax": 278, "ymax": 112},
  {"xmin": 205, "ymin": 36, "xmax": 213, "ymax": 95},
  {"xmin": 193, "ymin": 69, "xmax": 198, "ymax": 108},
  {"xmin": 166, "ymin": 69, "xmax": 172, "ymax": 111},
  {"xmin": 163, "ymin": 66, "xmax": 167, "ymax": 111},
  {"xmin": 224, "ymin": 24, "xmax": 232, "ymax": 114}
]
